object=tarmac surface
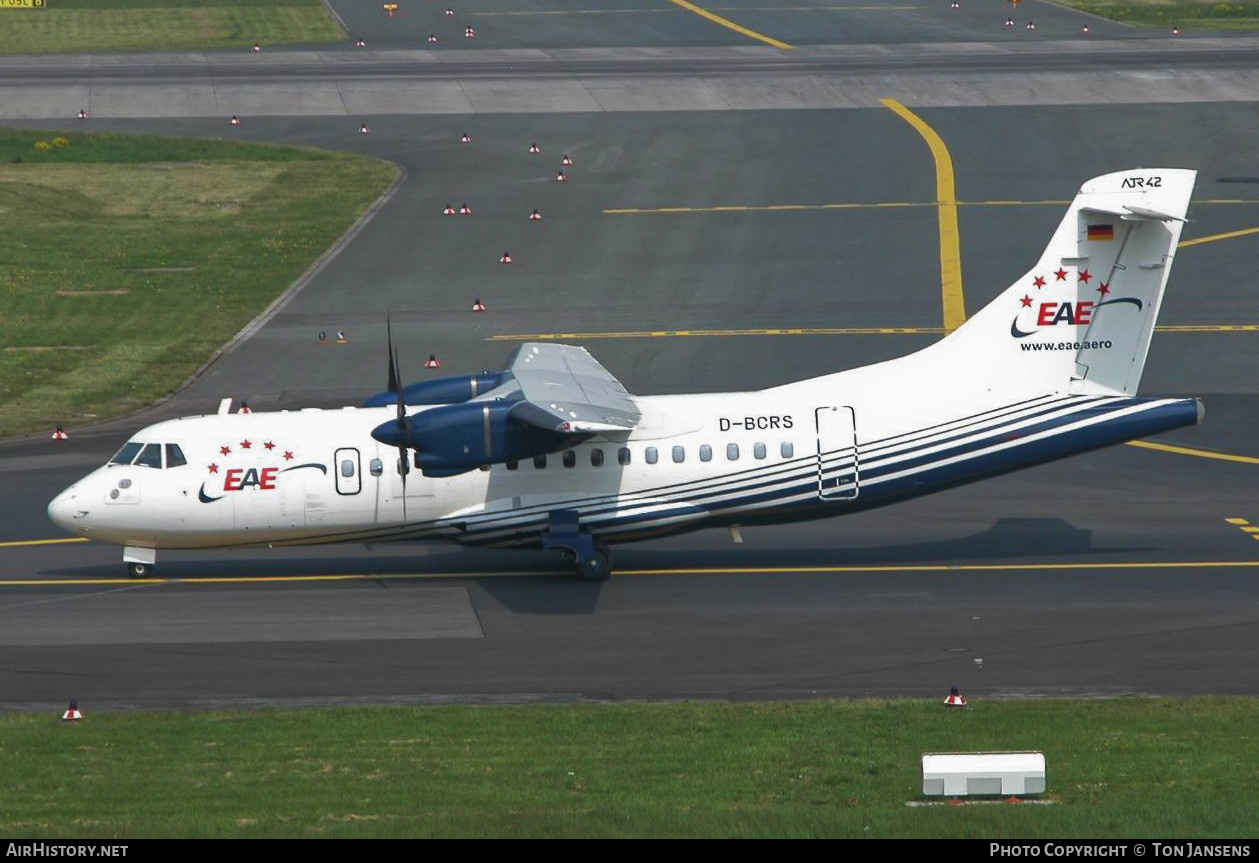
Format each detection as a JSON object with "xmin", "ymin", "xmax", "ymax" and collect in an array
[{"xmin": 2, "ymin": 0, "xmax": 1258, "ymax": 709}]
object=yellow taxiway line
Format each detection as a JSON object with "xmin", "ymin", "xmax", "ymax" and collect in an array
[
  {"xmin": 4, "ymin": 559, "xmax": 1259, "ymax": 587},
  {"xmin": 471, "ymin": 6, "xmax": 922, "ymax": 15},
  {"xmin": 664, "ymin": 0, "xmax": 794, "ymax": 49},
  {"xmin": 0, "ymin": 537, "xmax": 90, "ymax": 549},
  {"xmin": 604, "ymin": 200, "xmax": 1259, "ymax": 216},
  {"xmin": 1126, "ymin": 440, "xmax": 1259, "ymax": 466},
  {"xmin": 1178, "ymin": 226, "xmax": 1259, "ymax": 248},
  {"xmin": 489, "ymin": 324, "xmax": 1259, "ymax": 341}
]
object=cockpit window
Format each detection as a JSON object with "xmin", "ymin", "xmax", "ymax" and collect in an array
[
  {"xmin": 165, "ymin": 443, "xmax": 187, "ymax": 468},
  {"xmin": 109, "ymin": 441, "xmax": 143, "ymax": 466},
  {"xmin": 134, "ymin": 443, "xmax": 163, "ymax": 469}
]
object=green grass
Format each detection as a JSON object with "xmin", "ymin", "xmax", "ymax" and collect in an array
[
  {"xmin": 0, "ymin": 129, "xmax": 398, "ymax": 438},
  {"xmin": 1, "ymin": 698, "xmax": 1257, "ymax": 838},
  {"xmin": 0, "ymin": 0, "xmax": 344, "ymax": 54},
  {"xmin": 1055, "ymin": 0, "xmax": 1259, "ymax": 29}
]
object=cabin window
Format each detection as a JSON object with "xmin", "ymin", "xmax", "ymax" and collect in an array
[
  {"xmin": 369, "ymin": 458, "xmax": 384, "ymax": 476},
  {"xmin": 533, "ymin": 454, "xmax": 547, "ymax": 469},
  {"xmin": 754, "ymin": 442, "xmax": 767, "ymax": 460},
  {"xmin": 645, "ymin": 447, "xmax": 658, "ymax": 465},
  {"xmin": 164, "ymin": 443, "xmax": 187, "ymax": 468},
  {"xmin": 591, "ymin": 449, "xmax": 605, "ymax": 467},
  {"xmin": 726, "ymin": 443, "xmax": 740, "ymax": 461},
  {"xmin": 109, "ymin": 441, "xmax": 142, "ymax": 466},
  {"xmin": 699, "ymin": 444, "xmax": 712, "ymax": 462},
  {"xmin": 505, "ymin": 460, "xmax": 518, "ymax": 471},
  {"xmin": 672, "ymin": 445, "xmax": 685, "ymax": 463},
  {"xmin": 135, "ymin": 443, "xmax": 163, "ymax": 469},
  {"xmin": 781, "ymin": 441, "xmax": 794, "ymax": 459},
  {"xmin": 341, "ymin": 459, "xmax": 356, "ymax": 478},
  {"xmin": 618, "ymin": 447, "xmax": 631, "ymax": 466},
  {"xmin": 563, "ymin": 450, "xmax": 576, "ymax": 468}
]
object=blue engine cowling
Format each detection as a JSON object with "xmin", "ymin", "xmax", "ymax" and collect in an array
[
  {"xmin": 371, "ymin": 400, "xmax": 583, "ymax": 477},
  {"xmin": 362, "ymin": 372, "xmax": 504, "ymax": 408}
]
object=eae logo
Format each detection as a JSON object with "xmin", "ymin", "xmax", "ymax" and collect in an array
[
  {"xmin": 1010, "ymin": 269, "xmax": 1143, "ymax": 340},
  {"xmin": 196, "ymin": 438, "xmax": 327, "ymax": 503}
]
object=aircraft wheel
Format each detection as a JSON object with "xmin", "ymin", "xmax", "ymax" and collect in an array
[
  {"xmin": 575, "ymin": 546, "xmax": 611, "ymax": 581},
  {"xmin": 127, "ymin": 561, "xmax": 153, "ymax": 579}
]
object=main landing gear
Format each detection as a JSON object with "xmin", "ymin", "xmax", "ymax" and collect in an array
[
  {"xmin": 124, "ymin": 546, "xmax": 156, "ymax": 579},
  {"xmin": 541, "ymin": 510, "xmax": 612, "ymax": 581}
]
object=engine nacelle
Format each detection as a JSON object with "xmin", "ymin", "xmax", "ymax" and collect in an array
[
  {"xmin": 362, "ymin": 372, "xmax": 504, "ymax": 408},
  {"xmin": 371, "ymin": 401, "xmax": 583, "ymax": 477}
]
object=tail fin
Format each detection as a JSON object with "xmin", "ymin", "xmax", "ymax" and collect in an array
[{"xmin": 932, "ymin": 168, "xmax": 1195, "ymax": 397}]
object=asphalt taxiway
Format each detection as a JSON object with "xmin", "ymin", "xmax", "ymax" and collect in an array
[{"xmin": 1, "ymin": 0, "xmax": 1258, "ymax": 709}]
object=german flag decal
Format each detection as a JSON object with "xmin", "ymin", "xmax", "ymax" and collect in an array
[{"xmin": 1088, "ymin": 223, "xmax": 1115, "ymax": 241}]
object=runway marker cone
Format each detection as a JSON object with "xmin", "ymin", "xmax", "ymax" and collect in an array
[
  {"xmin": 230, "ymin": 115, "xmax": 241, "ymax": 126},
  {"xmin": 465, "ymin": 26, "xmax": 474, "ymax": 38},
  {"xmin": 253, "ymin": 43, "xmax": 262, "ymax": 52},
  {"xmin": 500, "ymin": 251, "xmax": 513, "ymax": 264},
  {"xmin": 318, "ymin": 331, "xmax": 328, "ymax": 345},
  {"xmin": 443, "ymin": 203, "xmax": 457, "ymax": 215},
  {"xmin": 459, "ymin": 202, "xmax": 472, "ymax": 215},
  {"xmin": 529, "ymin": 208, "xmax": 541, "ymax": 221},
  {"xmin": 460, "ymin": 132, "xmax": 472, "ymax": 143},
  {"xmin": 425, "ymin": 354, "xmax": 442, "ymax": 368},
  {"xmin": 561, "ymin": 154, "xmax": 573, "ymax": 166},
  {"xmin": 359, "ymin": 122, "xmax": 370, "ymax": 134},
  {"xmin": 428, "ymin": 33, "xmax": 438, "ymax": 43},
  {"xmin": 555, "ymin": 169, "xmax": 567, "ymax": 182},
  {"xmin": 1172, "ymin": 26, "xmax": 1181, "ymax": 34},
  {"xmin": 77, "ymin": 109, "xmax": 88, "ymax": 119},
  {"xmin": 61, "ymin": 700, "xmax": 82, "ymax": 722},
  {"xmin": 337, "ymin": 329, "xmax": 348, "ymax": 344},
  {"xmin": 384, "ymin": 2, "xmax": 398, "ymax": 16},
  {"xmin": 529, "ymin": 142, "xmax": 541, "ymax": 154},
  {"xmin": 356, "ymin": 38, "xmax": 367, "ymax": 47},
  {"xmin": 949, "ymin": 0, "xmax": 959, "ymax": 8},
  {"xmin": 1004, "ymin": 16, "xmax": 1014, "ymax": 26},
  {"xmin": 238, "ymin": 401, "xmax": 252, "ymax": 414},
  {"xmin": 1081, "ymin": 24, "xmax": 1090, "ymax": 33},
  {"xmin": 472, "ymin": 298, "xmax": 487, "ymax": 312},
  {"xmin": 943, "ymin": 685, "xmax": 968, "ymax": 707},
  {"xmin": 1026, "ymin": 20, "xmax": 1036, "ymax": 29},
  {"xmin": 52, "ymin": 425, "xmax": 68, "ymax": 441},
  {"xmin": 446, "ymin": 6, "xmax": 455, "ymax": 15}
]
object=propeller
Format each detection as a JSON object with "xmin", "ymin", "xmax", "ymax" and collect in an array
[{"xmin": 385, "ymin": 317, "xmax": 410, "ymax": 524}]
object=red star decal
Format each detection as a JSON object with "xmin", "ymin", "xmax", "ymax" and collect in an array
[
  {"xmin": 264, "ymin": 441, "xmax": 276, "ymax": 451},
  {"xmin": 220, "ymin": 445, "xmax": 231, "ymax": 456},
  {"xmin": 1096, "ymin": 281, "xmax": 1111, "ymax": 296},
  {"xmin": 283, "ymin": 451, "xmax": 294, "ymax": 461},
  {"xmin": 1078, "ymin": 269, "xmax": 1092, "ymax": 284},
  {"xmin": 1020, "ymin": 295, "xmax": 1033, "ymax": 308},
  {"xmin": 208, "ymin": 463, "xmax": 219, "ymax": 474},
  {"xmin": 1054, "ymin": 268, "xmax": 1068, "ymax": 281},
  {"xmin": 240, "ymin": 440, "xmax": 252, "ymax": 450},
  {"xmin": 1032, "ymin": 276, "xmax": 1046, "ymax": 288}
]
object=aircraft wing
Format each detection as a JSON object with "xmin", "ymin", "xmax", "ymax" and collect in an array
[{"xmin": 477, "ymin": 343, "xmax": 641, "ymax": 434}]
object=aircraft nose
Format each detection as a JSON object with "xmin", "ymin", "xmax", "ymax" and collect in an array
[{"xmin": 48, "ymin": 486, "xmax": 86, "ymax": 534}]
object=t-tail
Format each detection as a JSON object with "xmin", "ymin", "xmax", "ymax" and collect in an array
[{"xmin": 923, "ymin": 168, "xmax": 1195, "ymax": 400}]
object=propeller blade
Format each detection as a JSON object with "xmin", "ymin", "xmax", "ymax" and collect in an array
[{"xmin": 386, "ymin": 317, "xmax": 400, "ymax": 396}]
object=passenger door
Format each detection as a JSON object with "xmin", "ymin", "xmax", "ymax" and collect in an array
[{"xmin": 815, "ymin": 406, "xmax": 859, "ymax": 500}]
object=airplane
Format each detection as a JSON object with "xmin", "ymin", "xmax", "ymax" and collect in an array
[{"xmin": 49, "ymin": 168, "xmax": 1203, "ymax": 580}]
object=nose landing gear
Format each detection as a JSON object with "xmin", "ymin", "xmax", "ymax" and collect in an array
[{"xmin": 124, "ymin": 546, "xmax": 156, "ymax": 579}]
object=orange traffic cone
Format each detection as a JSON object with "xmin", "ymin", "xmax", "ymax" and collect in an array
[
  {"xmin": 424, "ymin": 354, "xmax": 442, "ymax": 368},
  {"xmin": 356, "ymin": 38, "xmax": 367, "ymax": 47},
  {"xmin": 230, "ymin": 115, "xmax": 241, "ymax": 126},
  {"xmin": 446, "ymin": 6, "xmax": 454, "ymax": 15},
  {"xmin": 253, "ymin": 43, "xmax": 262, "ymax": 52},
  {"xmin": 529, "ymin": 143, "xmax": 541, "ymax": 154},
  {"xmin": 1026, "ymin": 20, "xmax": 1036, "ymax": 29},
  {"xmin": 51, "ymin": 425, "xmax": 68, "ymax": 441},
  {"xmin": 1081, "ymin": 24, "xmax": 1090, "ymax": 33},
  {"xmin": 465, "ymin": 26, "xmax": 474, "ymax": 38},
  {"xmin": 77, "ymin": 109, "xmax": 88, "ymax": 119},
  {"xmin": 459, "ymin": 203, "xmax": 472, "ymax": 215},
  {"xmin": 472, "ymin": 298, "xmax": 487, "ymax": 312},
  {"xmin": 1172, "ymin": 26, "xmax": 1181, "ymax": 34},
  {"xmin": 561, "ymin": 154, "xmax": 573, "ymax": 166},
  {"xmin": 317, "ymin": 331, "xmax": 328, "ymax": 345},
  {"xmin": 359, "ymin": 122, "xmax": 370, "ymax": 134},
  {"xmin": 460, "ymin": 132, "xmax": 472, "ymax": 143},
  {"xmin": 943, "ymin": 685, "xmax": 968, "ymax": 707},
  {"xmin": 443, "ymin": 203, "xmax": 456, "ymax": 215},
  {"xmin": 555, "ymin": 170, "xmax": 567, "ymax": 182},
  {"xmin": 500, "ymin": 251, "xmax": 513, "ymax": 264},
  {"xmin": 428, "ymin": 34, "xmax": 438, "ymax": 43},
  {"xmin": 529, "ymin": 208, "xmax": 541, "ymax": 221},
  {"xmin": 61, "ymin": 700, "xmax": 82, "ymax": 722},
  {"xmin": 336, "ymin": 330, "xmax": 348, "ymax": 344},
  {"xmin": 238, "ymin": 401, "xmax": 252, "ymax": 414}
]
